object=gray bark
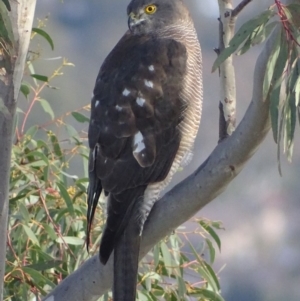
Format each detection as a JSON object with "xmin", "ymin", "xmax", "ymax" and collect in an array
[{"xmin": 0, "ymin": 1, "xmax": 37, "ymax": 299}]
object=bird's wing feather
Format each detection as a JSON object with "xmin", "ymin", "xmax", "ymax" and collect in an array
[{"xmin": 87, "ymin": 32, "xmax": 187, "ymax": 263}]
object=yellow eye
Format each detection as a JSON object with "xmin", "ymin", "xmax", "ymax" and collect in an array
[{"xmin": 145, "ymin": 4, "xmax": 157, "ymax": 14}]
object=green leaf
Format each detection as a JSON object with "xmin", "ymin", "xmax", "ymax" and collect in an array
[
  {"xmin": 263, "ymin": 29, "xmax": 281, "ymax": 101},
  {"xmin": 49, "ymin": 131, "xmax": 63, "ymax": 158},
  {"xmin": 212, "ymin": 9, "xmax": 276, "ymax": 72},
  {"xmin": 39, "ymin": 98, "xmax": 55, "ymax": 120},
  {"xmin": 26, "ymin": 259, "xmax": 62, "ymax": 271},
  {"xmin": 72, "ymin": 112, "xmax": 90, "ymax": 123},
  {"xmin": 177, "ymin": 275, "xmax": 186, "ymax": 298},
  {"xmin": 22, "ymin": 224, "xmax": 40, "ymax": 246},
  {"xmin": 25, "ymin": 125, "xmax": 38, "ymax": 139},
  {"xmin": 284, "ymin": 3, "xmax": 300, "ymax": 29},
  {"xmin": 41, "ymin": 223, "xmax": 57, "ymax": 240},
  {"xmin": 160, "ymin": 241, "xmax": 172, "ymax": 276},
  {"xmin": 153, "ymin": 244, "xmax": 160, "ymax": 268},
  {"xmin": 0, "ymin": 1, "xmax": 14, "ymax": 46},
  {"xmin": 26, "ymin": 150, "xmax": 49, "ymax": 165},
  {"xmin": 251, "ymin": 21, "xmax": 278, "ymax": 45},
  {"xmin": 294, "ymin": 76, "xmax": 300, "ymax": 108},
  {"xmin": 284, "ymin": 59, "xmax": 298, "ymax": 161},
  {"xmin": 20, "ymin": 83, "xmax": 31, "ymax": 98},
  {"xmin": 202, "ymin": 260, "xmax": 221, "ymax": 291},
  {"xmin": 199, "ymin": 289, "xmax": 225, "ymax": 301},
  {"xmin": 19, "ymin": 203, "xmax": 31, "ymax": 223},
  {"xmin": 269, "ymin": 29, "xmax": 288, "ymax": 143},
  {"xmin": 32, "ymin": 27, "xmax": 54, "ymax": 50},
  {"xmin": 56, "ymin": 182, "xmax": 75, "ymax": 217},
  {"xmin": 205, "ymin": 238, "xmax": 216, "ymax": 264},
  {"xmin": 238, "ymin": 21, "xmax": 278, "ymax": 56},
  {"xmin": 31, "ymin": 74, "xmax": 48, "ymax": 82},
  {"xmin": 56, "ymin": 236, "xmax": 84, "ymax": 245},
  {"xmin": 22, "ymin": 267, "xmax": 55, "ymax": 288},
  {"xmin": 199, "ymin": 220, "xmax": 221, "ymax": 251}
]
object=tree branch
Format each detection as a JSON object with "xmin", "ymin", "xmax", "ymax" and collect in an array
[
  {"xmin": 217, "ymin": 0, "xmax": 237, "ymax": 140},
  {"xmin": 0, "ymin": 0, "xmax": 37, "ymax": 297},
  {"xmin": 232, "ymin": 0, "xmax": 253, "ymax": 18},
  {"xmin": 42, "ymin": 23, "xmax": 279, "ymax": 301}
]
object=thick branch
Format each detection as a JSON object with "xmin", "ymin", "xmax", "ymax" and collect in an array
[
  {"xmin": 217, "ymin": 0, "xmax": 237, "ymax": 139},
  {"xmin": 42, "ymin": 25, "xmax": 279, "ymax": 301},
  {"xmin": 0, "ymin": 1, "xmax": 36, "ymax": 298}
]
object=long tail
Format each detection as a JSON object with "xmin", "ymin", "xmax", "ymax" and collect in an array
[{"xmin": 113, "ymin": 217, "xmax": 141, "ymax": 301}]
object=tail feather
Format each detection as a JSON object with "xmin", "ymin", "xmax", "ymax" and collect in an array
[
  {"xmin": 86, "ymin": 177, "xmax": 102, "ymax": 251},
  {"xmin": 113, "ymin": 217, "xmax": 141, "ymax": 301}
]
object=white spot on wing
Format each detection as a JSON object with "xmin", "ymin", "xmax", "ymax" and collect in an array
[
  {"xmin": 144, "ymin": 79, "xmax": 154, "ymax": 88},
  {"xmin": 133, "ymin": 131, "xmax": 145, "ymax": 153},
  {"xmin": 148, "ymin": 65, "xmax": 155, "ymax": 71},
  {"xmin": 136, "ymin": 97, "xmax": 145, "ymax": 107},
  {"xmin": 95, "ymin": 100, "xmax": 100, "ymax": 107},
  {"xmin": 122, "ymin": 88, "xmax": 131, "ymax": 96},
  {"xmin": 115, "ymin": 105, "xmax": 123, "ymax": 111}
]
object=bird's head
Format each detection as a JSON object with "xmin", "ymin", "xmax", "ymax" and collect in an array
[{"xmin": 127, "ymin": 0, "xmax": 189, "ymax": 35}]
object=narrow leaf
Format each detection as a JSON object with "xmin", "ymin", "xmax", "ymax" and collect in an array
[
  {"xmin": 199, "ymin": 220, "xmax": 221, "ymax": 251},
  {"xmin": 56, "ymin": 236, "xmax": 84, "ymax": 245},
  {"xmin": 205, "ymin": 238, "xmax": 216, "ymax": 264},
  {"xmin": 48, "ymin": 132, "xmax": 63, "ymax": 158},
  {"xmin": 212, "ymin": 9, "xmax": 276, "ymax": 72},
  {"xmin": 22, "ymin": 267, "xmax": 55, "ymax": 288},
  {"xmin": 0, "ymin": 1, "xmax": 14, "ymax": 44},
  {"xmin": 31, "ymin": 74, "xmax": 48, "ymax": 82},
  {"xmin": 269, "ymin": 29, "xmax": 288, "ymax": 142},
  {"xmin": 22, "ymin": 224, "xmax": 40, "ymax": 246},
  {"xmin": 160, "ymin": 241, "xmax": 172, "ymax": 276},
  {"xmin": 263, "ymin": 29, "xmax": 281, "ymax": 101},
  {"xmin": 71, "ymin": 112, "xmax": 90, "ymax": 123},
  {"xmin": 56, "ymin": 182, "xmax": 75, "ymax": 217},
  {"xmin": 39, "ymin": 98, "xmax": 55, "ymax": 120},
  {"xmin": 199, "ymin": 289, "xmax": 225, "ymax": 301},
  {"xmin": 32, "ymin": 27, "xmax": 54, "ymax": 50},
  {"xmin": 26, "ymin": 260, "xmax": 62, "ymax": 271}
]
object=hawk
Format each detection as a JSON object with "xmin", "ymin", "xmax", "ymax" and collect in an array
[{"xmin": 87, "ymin": 0, "xmax": 202, "ymax": 300}]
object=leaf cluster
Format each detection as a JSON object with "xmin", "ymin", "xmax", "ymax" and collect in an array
[{"xmin": 212, "ymin": 2, "xmax": 300, "ymax": 168}]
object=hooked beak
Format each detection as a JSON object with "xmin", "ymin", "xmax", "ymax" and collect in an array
[{"xmin": 128, "ymin": 12, "xmax": 145, "ymax": 32}]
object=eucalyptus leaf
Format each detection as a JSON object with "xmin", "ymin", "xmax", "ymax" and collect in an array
[
  {"xmin": 212, "ymin": 9, "xmax": 276, "ymax": 72},
  {"xmin": 32, "ymin": 27, "xmax": 54, "ymax": 50},
  {"xmin": 39, "ymin": 98, "xmax": 55, "ymax": 120}
]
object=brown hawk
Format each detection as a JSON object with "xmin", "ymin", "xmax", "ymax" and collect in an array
[{"xmin": 87, "ymin": 0, "xmax": 203, "ymax": 300}]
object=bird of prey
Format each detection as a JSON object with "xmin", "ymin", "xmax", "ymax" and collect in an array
[{"xmin": 87, "ymin": 0, "xmax": 203, "ymax": 300}]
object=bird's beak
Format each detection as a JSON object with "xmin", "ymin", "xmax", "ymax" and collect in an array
[
  {"xmin": 128, "ymin": 12, "xmax": 136, "ymax": 32},
  {"xmin": 128, "ymin": 12, "xmax": 145, "ymax": 32}
]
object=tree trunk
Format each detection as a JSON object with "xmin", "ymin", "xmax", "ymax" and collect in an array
[{"xmin": 0, "ymin": 1, "xmax": 37, "ymax": 298}]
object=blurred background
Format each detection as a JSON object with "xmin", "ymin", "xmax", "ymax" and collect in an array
[{"xmin": 29, "ymin": 1, "xmax": 299, "ymax": 300}]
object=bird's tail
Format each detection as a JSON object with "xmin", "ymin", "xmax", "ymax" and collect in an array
[{"xmin": 113, "ymin": 216, "xmax": 141, "ymax": 301}]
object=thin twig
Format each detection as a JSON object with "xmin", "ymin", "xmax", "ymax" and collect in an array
[
  {"xmin": 20, "ymin": 81, "xmax": 48, "ymax": 135},
  {"xmin": 232, "ymin": 0, "xmax": 253, "ymax": 18}
]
